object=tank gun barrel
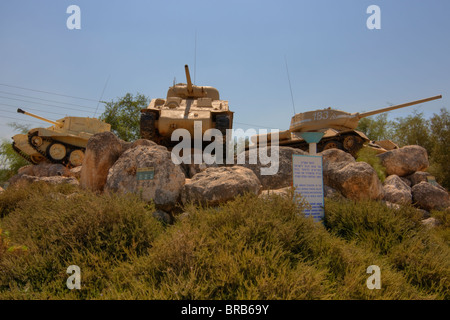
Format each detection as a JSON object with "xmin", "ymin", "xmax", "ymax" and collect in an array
[
  {"xmin": 17, "ymin": 108, "xmax": 61, "ymax": 126},
  {"xmin": 184, "ymin": 64, "xmax": 193, "ymax": 95},
  {"xmin": 357, "ymin": 95, "xmax": 442, "ymax": 119}
]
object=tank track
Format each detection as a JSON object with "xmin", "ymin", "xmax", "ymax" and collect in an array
[
  {"xmin": 12, "ymin": 142, "xmax": 36, "ymax": 164},
  {"xmin": 27, "ymin": 132, "xmax": 85, "ymax": 167}
]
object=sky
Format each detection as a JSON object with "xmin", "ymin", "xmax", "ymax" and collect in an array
[{"xmin": 0, "ymin": 0, "xmax": 449, "ymax": 141}]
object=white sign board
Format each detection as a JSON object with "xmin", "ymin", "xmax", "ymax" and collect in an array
[{"xmin": 292, "ymin": 154, "xmax": 325, "ymax": 221}]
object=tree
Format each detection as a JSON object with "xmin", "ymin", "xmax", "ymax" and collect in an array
[
  {"xmin": 100, "ymin": 93, "xmax": 149, "ymax": 142},
  {"xmin": 391, "ymin": 110, "xmax": 432, "ymax": 151},
  {"xmin": 356, "ymin": 113, "xmax": 394, "ymax": 141},
  {"xmin": 427, "ymin": 108, "xmax": 450, "ymax": 189},
  {"xmin": 0, "ymin": 123, "xmax": 30, "ymax": 184}
]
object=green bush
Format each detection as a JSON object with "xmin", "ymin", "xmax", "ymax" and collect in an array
[
  {"xmin": 356, "ymin": 147, "xmax": 387, "ymax": 182},
  {"xmin": 0, "ymin": 184, "xmax": 448, "ymax": 299}
]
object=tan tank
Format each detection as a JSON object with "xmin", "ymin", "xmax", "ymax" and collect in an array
[
  {"xmin": 12, "ymin": 108, "xmax": 111, "ymax": 167},
  {"xmin": 140, "ymin": 65, "xmax": 233, "ymax": 147},
  {"xmin": 251, "ymin": 95, "xmax": 442, "ymax": 155}
]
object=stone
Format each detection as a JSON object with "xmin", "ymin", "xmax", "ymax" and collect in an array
[
  {"xmin": 377, "ymin": 145, "xmax": 429, "ymax": 177},
  {"xmin": 18, "ymin": 162, "xmax": 71, "ymax": 177},
  {"xmin": 411, "ymin": 181, "xmax": 450, "ymax": 211},
  {"xmin": 320, "ymin": 149, "xmax": 383, "ymax": 200},
  {"xmin": 9, "ymin": 174, "xmax": 79, "ymax": 186},
  {"xmin": 80, "ymin": 132, "xmax": 131, "ymax": 192},
  {"xmin": 70, "ymin": 166, "xmax": 82, "ymax": 179},
  {"xmin": 324, "ymin": 185, "xmax": 343, "ymax": 199},
  {"xmin": 400, "ymin": 177, "xmax": 412, "ymax": 187},
  {"xmin": 382, "ymin": 175, "xmax": 412, "ymax": 205},
  {"xmin": 181, "ymin": 166, "xmax": 262, "ymax": 206},
  {"xmin": 259, "ymin": 186, "xmax": 292, "ymax": 199},
  {"xmin": 406, "ymin": 171, "xmax": 431, "ymax": 186},
  {"xmin": 239, "ymin": 146, "xmax": 308, "ymax": 190},
  {"xmin": 152, "ymin": 210, "xmax": 172, "ymax": 224},
  {"xmin": 105, "ymin": 144, "xmax": 185, "ymax": 211},
  {"xmin": 421, "ymin": 217, "xmax": 441, "ymax": 228}
]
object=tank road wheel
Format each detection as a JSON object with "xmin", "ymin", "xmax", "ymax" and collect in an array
[
  {"xmin": 47, "ymin": 143, "xmax": 67, "ymax": 161},
  {"xmin": 69, "ymin": 149, "xmax": 85, "ymax": 167},
  {"xmin": 343, "ymin": 135, "xmax": 364, "ymax": 156},
  {"xmin": 140, "ymin": 112, "xmax": 156, "ymax": 141},
  {"xmin": 322, "ymin": 140, "xmax": 343, "ymax": 151},
  {"xmin": 30, "ymin": 135, "xmax": 43, "ymax": 147},
  {"xmin": 215, "ymin": 114, "xmax": 230, "ymax": 135}
]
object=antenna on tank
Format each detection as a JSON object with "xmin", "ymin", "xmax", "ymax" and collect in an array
[
  {"xmin": 284, "ymin": 55, "xmax": 296, "ymax": 115},
  {"xmin": 194, "ymin": 30, "xmax": 197, "ymax": 84}
]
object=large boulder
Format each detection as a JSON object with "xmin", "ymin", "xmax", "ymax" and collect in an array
[
  {"xmin": 181, "ymin": 166, "xmax": 262, "ymax": 206},
  {"xmin": 80, "ymin": 132, "xmax": 135, "ymax": 192},
  {"xmin": 104, "ymin": 144, "xmax": 185, "ymax": 211},
  {"xmin": 411, "ymin": 181, "xmax": 450, "ymax": 211},
  {"xmin": 320, "ymin": 149, "xmax": 383, "ymax": 200},
  {"xmin": 382, "ymin": 175, "xmax": 412, "ymax": 205},
  {"xmin": 377, "ymin": 145, "xmax": 429, "ymax": 177},
  {"xmin": 239, "ymin": 146, "xmax": 308, "ymax": 190}
]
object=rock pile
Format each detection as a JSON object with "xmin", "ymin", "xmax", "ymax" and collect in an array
[{"xmin": 7, "ymin": 131, "xmax": 449, "ymax": 223}]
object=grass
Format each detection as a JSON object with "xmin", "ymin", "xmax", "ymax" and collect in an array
[{"xmin": 0, "ymin": 182, "xmax": 448, "ymax": 299}]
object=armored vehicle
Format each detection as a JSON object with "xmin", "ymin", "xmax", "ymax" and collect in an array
[
  {"xmin": 251, "ymin": 95, "xmax": 442, "ymax": 155},
  {"xmin": 12, "ymin": 108, "xmax": 111, "ymax": 167},
  {"xmin": 140, "ymin": 65, "xmax": 233, "ymax": 147}
]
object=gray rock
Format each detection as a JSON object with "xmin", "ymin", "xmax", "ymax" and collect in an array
[
  {"xmin": 181, "ymin": 166, "xmax": 262, "ymax": 206},
  {"xmin": 105, "ymin": 144, "xmax": 185, "ymax": 211},
  {"xmin": 411, "ymin": 181, "xmax": 450, "ymax": 211},
  {"xmin": 320, "ymin": 149, "xmax": 383, "ymax": 200},
  {"xmin": 152, "ymin": 210, "xmax": 172, "ymax": 224},
  {"xmin": 9, "ymin": 174, "xmax": 79, "ymax": 186},
  {"xmin": 80, "ymin": 132, "xmax": 132, "ymax": 192},
  {"xmin": 239, "ymin": 146, "xmax": 308, "ymax": 190},
  {"xmin": 421, "ymin": 217, "xmax": 441, "ymax": 228},
  {"xmin": 259, "ymin": 186, "xmax": 292, "ymax": 199},
  {"xmin": 377, "ymin": 145, "xmax": 429, "ymax": 177},
  {"xmin": 383, "ymin": 175, "xmax": 412, "ymax": 205}
]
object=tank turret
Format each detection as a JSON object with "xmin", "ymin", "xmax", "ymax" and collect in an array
[
  {"xmin": 12, "ymin": 108, "xmax": 111, "ymax": 167},
  {"xmin": 251, "ymin": 95, "xmax": 442, "ymax": 155},
  {"xmin": 140, "ymin": 65, "xmax": 233, "ymax": 146}
]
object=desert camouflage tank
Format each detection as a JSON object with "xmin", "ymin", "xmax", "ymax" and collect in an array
[
  {"xmin": 251, "ymin": 95, "xmax": 442, "ymax": 155},
  {"xmin": 140, "ymin": 65, "xmax": 233, "ymax": 147},
  {"xmin": 12, "ymin": 108, "xmax": 111, "ymax": 167}
]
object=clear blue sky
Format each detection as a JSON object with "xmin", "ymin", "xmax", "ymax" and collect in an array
[{"xmin": 0, "ymin": 0, "xmax": 449, "ymax": 141}]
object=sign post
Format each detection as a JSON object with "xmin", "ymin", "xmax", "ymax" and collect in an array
[{"xmin": 292, "ymin": 154, "xmax": 325, "ymax": 222}]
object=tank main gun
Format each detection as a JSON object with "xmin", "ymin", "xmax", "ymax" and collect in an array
[
  {"xmin": 356, "ymin": 95, "xmax": 442, "ymax": 119},
  {"xmin": 17, "ymin": 108, "xmax": 62, "ymax": 127}
]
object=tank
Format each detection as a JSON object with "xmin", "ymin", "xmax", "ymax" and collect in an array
[
  {"xmin": 12, "ymin": 108, "xmax": 111, "ymax": 167},
  {"xmin": 251, "ymin": 95, "xmax": 442, "ymax": 155},
  {"xmin": 140, "ymin": 65, "xmax": 233, "ymax": 147}
]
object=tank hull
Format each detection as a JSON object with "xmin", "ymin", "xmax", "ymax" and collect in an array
[{"xmin": 11, "ymin": 116, "xmax": 111, "ymax": 167}]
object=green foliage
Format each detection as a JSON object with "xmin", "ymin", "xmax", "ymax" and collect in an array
[
  {"xmin": 356, "ymin": 108, "xmax": 450, "ymax": 189},
  {"xmin": 100, "ymin": 93, "xmax": 149, "ymax": 142},
  {"xmin": 325, "ymin": 199, "xmax": 450, "ymax": 298},
  {"xmin": 0, "ymin": 123, "xmax": 30, "ymax": 185},
  {"xmin": 392, "ymin": 110, "xmax": 432, "ymax": 150},
  {"xmin": 356, "ymin": 113, "xmax": 394, "ymax": 142},
  {"xmin": 356, "ymin": 147, "xmax": 386, "ymax": 182},
  {"xmin": 1, "ymin": 184, "xmax": 448, "ymax": 299},
  {"xmin": 427, "ymin": 108, "xmax": 450, "ymax": 189}
]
